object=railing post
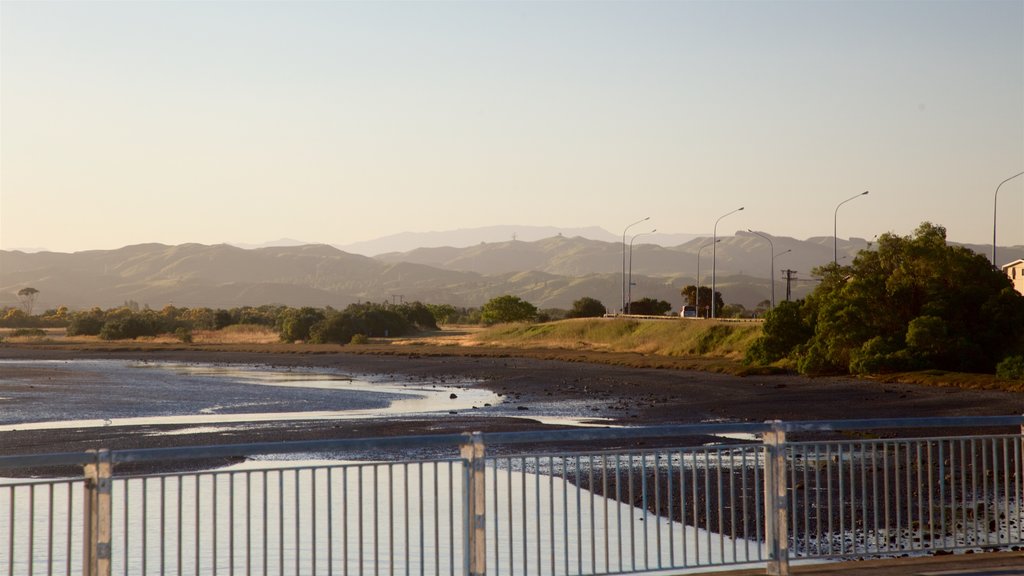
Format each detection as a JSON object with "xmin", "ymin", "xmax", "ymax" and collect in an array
[
  {"xmin": 763, "ymin": 421, "xmax": 789, "ymax": 576},
  {"xmin": 83, "ymin": 449, "xmax": 112, "ymax": 576},
  {"xmin": 460, "ymin": 432, "xmax": 486, "ymax": 576}
]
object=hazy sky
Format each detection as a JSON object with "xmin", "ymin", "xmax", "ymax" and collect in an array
[{"xmin": 2, "ymin": 0, "xmax": 1022, "ymax": 253}]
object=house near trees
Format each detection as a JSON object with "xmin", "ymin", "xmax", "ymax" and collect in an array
[{"xmin": 1004, "ymin": 259, "xmax": 1024, "ymax": 295}]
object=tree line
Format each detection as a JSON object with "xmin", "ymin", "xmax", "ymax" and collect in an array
[{"xmin": 745, "ymin": 223, "xmax": 1024, "ymax": 377}]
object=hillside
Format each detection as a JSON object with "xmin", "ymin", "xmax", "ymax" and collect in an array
[{"xmin": 2, "ymin": 235, "xmax": 1021, "ymax": 313}]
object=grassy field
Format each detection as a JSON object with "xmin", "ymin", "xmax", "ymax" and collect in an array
[{"xmin": 469, "ymin": 317, "xmax": 762, "ymax": 359}]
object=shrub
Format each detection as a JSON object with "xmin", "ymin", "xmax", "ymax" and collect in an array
[
  {"xmin": 996, "ymin": 355, "xmax": 1024, "ymax": 380},
  {"xmin": 10, "ymin": 328, "xmax": 46, "ymax": 337},
  {"xmin": 174, "ymin": 327, "xmax": 194, "ymax": 343},
  {"xmin": 349, "ymin": 333, "xmax": 369, "ymax": 345},
  {"xmin": 566, "ymin": 297, "xmax": 606, "ymax": 319}
]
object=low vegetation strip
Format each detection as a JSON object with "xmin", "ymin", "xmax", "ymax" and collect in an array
[{"xmin": 471, "ymin": 317, "xmax": 763, "ymax": 359}]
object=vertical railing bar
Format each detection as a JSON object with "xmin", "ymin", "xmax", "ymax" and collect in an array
[
  {"xmin": 787, "ymin": 445, "xmax": 796, "ymax": 560},
  {"xmin": 229, "ymin": 473, "xmax": 235, "ymax": 576},
  {"xmin": 589, "ymin": 454, "xmax": 596, "ymax": 574},
  {"xmin": 629, "ymin": 452, "xmax": 636, "ymax": 572},
  {"xmin": 159, "ymin": 477, "xmax": 166, "ymax": 574},
  {"xmin": 243, "ymin": 471, "xmax": 249, "ymax": 573},
  {"xmin": 1001, "ymin": 438, "xmax": 1010, "ymax": 544},
  {"xmin": 295, "ymin": 469, "xmax": 302, "ymax": 576},
  {"xmin": 679, "ymin": 449, "xmax": 687, "ymax": 568},
  {"xmin": 851, "ymin": 440, "xmax": 860, "ymax": 553},
  {"xmin": 373, "ymin": 466, "xmax": 379, "ymax": 576},
  {"xmin": 177, "ymin": 475, "xmax": 183, "ymax": 576},
  {"xmin": 196, "ymin": 475, "xmax": 203, "ymax": 575},
  {"xmin": 402, "ymin": 463, "xmax": 407, "ymax": 576},
  {"xmin": 642, "ymin": 452, "xmax": 649, "ymax": 571},
  {"xmin": 971, "ymin": 439, "xmax": 978, "ymax": 549},
  {"xmin": 519, "ymin": 456, "xmax": 526, "ymax": 576},
  {"xmin": 961, "ymin": 439, "xmax": 968, "ymax": 550},
  {"xmin": 8, "ymin": 487, "xmax": 14, "ymax": 576},
  {"xmin": 691, "ymin": 451, "xmax": 699, "ymax": 566},
  {"xmin": 536, "ymin": 455, "xmax": 544, "ymax": 573},
  {"xmin": 388, "ymin": 465, "xmax": 394, "ymax": 576},
  {"xmin": 122, "ymin": 478, "xmax": 130, "ymax": 576},
  {"xmin": 666, "ymin": 450, "xmax": 675, "ymax": 567},
  {"xmin": 897, "ymin": 442, "xmax": 906, "ymax": 553},
  {"xmin": 616, "ymin": 453, "xmax": 623, "ymax": 573},
  {"xmin": 489, "ymin": 460, "xmax": 496, "ymax": 576},
  {"xmin": 715, "ymin": 448, "xmax": 723, "ymax": 564},
  {"xmin": 563, "ymin": 455, "xmax": 570, "ymax": 576},
  {"xmin": 703, "ymin": 450, "xmax": 710, "ymax": 565},
  {"xmin": 813, "ymin": 444, "xmax": 822, "ymax": 557},
  {"xmin": 909, "ymin": 443, "xmax": 917, "ymax": 552},
  {"xmin": 882, "ymin": 442, "xmax": 890, "ymax": 554},
  {"xmin": 273, "ymin": 471, "xmax": 280, "ymax": 576},
  {"xmin": 261, "ymin": 470, "xmax": 268, "ymax": 576},
  {"xmin": 422, "ymin": 462, "xmax": 428, "ymax": 576},
  {"xmin": 949, "ymin": 442, "xmax": 958, "ymax": 553},
  {"xmin": 547, "ymin": 455, "xmax": 553, "ymax": 576},
  {"xmin": 871, "ymin": 442, "xmax": 879, "ymax": 554},
  {"xmin": 598, "ymin": 453, "xmax": 606, "ymax": 569},
  {"xmin": 989, "ymin": 438, "xmax": 998, "ymax": 546},
  {"xmin": 754, "ymin": 444, "xmax": 762, "ymax": 561},
  {"xmin": 144, "ymin": 476, "xmax": 150, "ymax": 575},
  {"xmin": 314, "ymin": 469, "xmax": 321, "ymax": 576},
  {"xmin": 67, "ymin": 480, "xmax": 74, "ymax": 576},
  {"xmin": 358, "ymin": 466, "xmax": 364, "ymax": 576},
  {"xmin": 507, "ymin": 459, "xmax": 516, "ymax": 576},
  {"xmin": 576, "ymin": 455, "xmax": 583, "ymax": 575},
  {"xmin": 860, "ymin": 442, "xmax": 867, "ymax": 555},
  {"xmin": 449, "ymin": 460, "xmax": 454, "ymax": 576},
  {"xmin": 342, "ymin": 467, "xmax": 349, "ymax": 576},
  {"xmin": 837, "ymin": 444, "xmax": 845, "ymax": 556},
  {"xmin": 743, "ymin": 448, "xmax": 751, "ymax": 561},
  {"xmin": 929, "ymin": 440, "xmax": 937, "ymax": 549},
  {"xmin": 824, "ymin": 444, "xmax": 832, "ymax": 557},
  {"xmin": 328, "ymin": 468, "xmax": 334, "ymax": 576},
  {"xmin": 938, "ymin": 441, "xmax": 946, "ymax": 550},
  {"xmin": 798, "ymin": 445, "xmax": 807, "ymax": 558},
  {"xmin": 28, "ymin": 484, "xmax": 35, "ymax": 576},
  {"xmin": 729, "ymin": 447, "xmax": 736, "ymax": 564},
  {"xmin": 46, "ymin": 483, "xmax": 54, "ymax": 576}
]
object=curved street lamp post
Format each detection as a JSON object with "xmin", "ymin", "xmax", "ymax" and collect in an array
[
  {"xmin": 622, "ymin": 217, "xmax": 650, "ymax": 314},
  {"xmin": 695, "ymin": 239, "xmax": 720, "ymax": 318},
  {"xmin": 712, "ymin": 207, "xmax": 744, "ymax": 319},
  {"xmin": 834, "ymin": 191, "xmax": 869, "ymax": 264},
  {"xmin": 748, "ymin": 230, "xmax": 777, "ymax": 310},
  {"xmin": 627, "ymin": 229, "xmax": 656, "ymax": 313},
  {"xmin": 993, "ymin": 171, "xmax": 1024, "ymax": 268}
]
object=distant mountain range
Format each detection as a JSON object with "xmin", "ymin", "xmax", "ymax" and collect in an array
[
  {"xmin": 2, "ymin": 228, "xmax": 1021, "ymax": 313},
  {"xmin": 333, "ymin": 225, "xmax": 705, "ymax": 256}
]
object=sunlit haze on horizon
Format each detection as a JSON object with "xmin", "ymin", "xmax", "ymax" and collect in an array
[{"xmin": 1, "ymin": 0, "xmax": 1022, "ymax": 253}]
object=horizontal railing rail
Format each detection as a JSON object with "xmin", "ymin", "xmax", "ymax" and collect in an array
[{"xmin": 1, "ymin": 416, "xmax": 1022, "ymax": 576}]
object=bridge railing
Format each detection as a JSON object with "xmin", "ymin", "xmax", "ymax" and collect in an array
[{"xmin": 1, "ymin": 416, "xmax": 1022, "ymax": 576}]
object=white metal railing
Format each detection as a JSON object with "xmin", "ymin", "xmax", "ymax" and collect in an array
[{"xmin": 1, "ymin": 417, "xmax": 1022, "ymax": 576}]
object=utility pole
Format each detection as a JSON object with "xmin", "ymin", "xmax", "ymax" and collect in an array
[
  {"xmin": 390, "ymin": 294, "xmax": 404, "ymax": 306},
  {"xmin": 782, "ymin": 269, "xmax": 797, "ymax": 302}
]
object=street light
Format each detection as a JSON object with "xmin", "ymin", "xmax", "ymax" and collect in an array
[
  {"xmin": 748, "ymin": 230, "xmax": 776, "ymax": 309},
  {"xmin": 993, "ymin": 171, "xmax": 1024, "ymax": 268},
  {"xmin": 622, "ymin": 217, "xmax": 650, "ymax": 314},
  {"xmin": 834, "ymin": 191, "xmax": 869, "ymax": 264},
  {"xmin": 695, "ymin": 239, "xmax": 720, "ymax": 318},
  {"xmin": 627, "ymin": 229, "xmax": 656, "ymax": 313},
  {"xmin": 712, "ymin": 207, "xmax": 743, "ymax": 319}
]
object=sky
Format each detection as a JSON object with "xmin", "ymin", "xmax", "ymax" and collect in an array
[{"xmin": 1, "ymin": 0, "xmax": 1022, "ymax": 253}]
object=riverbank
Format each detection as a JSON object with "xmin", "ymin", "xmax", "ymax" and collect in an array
[{"xmin": 3, "ymin": 345, "xmax": 1024, "ymax": 458}]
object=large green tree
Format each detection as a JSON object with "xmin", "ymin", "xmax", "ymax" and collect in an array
[
  {"xmin": 680, "ymin": 285, "xmax": 724, "ymax": 318},
  {"xmin": 480, "ymin": 295, "xmax": 537, "ymax": 325},
  {"xmin": 748, "ymin": 223, "xmax": 1024, "ymax": 374},
  {"xmin": 566, "ymin": 297, "xmax": 607, "ymax": 318}
]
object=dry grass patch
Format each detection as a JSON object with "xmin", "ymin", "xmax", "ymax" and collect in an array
[{"xmin": 471, "ymin": 317, "xmax": 762, "ymax": 359}]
